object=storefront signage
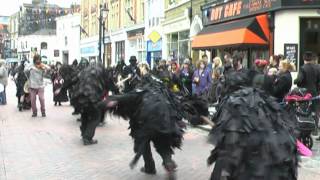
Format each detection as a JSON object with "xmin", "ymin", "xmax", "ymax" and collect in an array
[
  {"xmin": 148, "ymin": 31, "xmax": 161, "ymax": 44},
  {"xmin": 284, "ymin": 43, "xmax": 298, "ymax": 64},
  {"xmin": 203, "ymin": 0, "xmax": 320, "ymax": 26},
  {"xmin": 147, "ymin": 39, "xmax": 162, "ymax": 52},
  {"xmin": 203, "ymin": 0, "xmax": 281, "ymax": 25},
  {"xmin": 80, "ymin": 46, "xmax": 96, "ymax": 55},
  {"xmin": 283, "ymin": 0, "xmax": 320, "ymax": 7},
  {"xmin": 127, "ymin": 28, "xmax": 144, "ymax": 39}
]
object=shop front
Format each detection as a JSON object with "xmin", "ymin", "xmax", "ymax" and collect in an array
[
  {"xmin": 146, "ymin": 38, "xmax": 162, "ymax": 67},
  {"xmin": 127, "ymin": 27, "xmax": 145, "ymax": 62},
  {"xmin": 162, "ymin": 10, "xmax": 191, "ymax": 64},
  {"xmin": 80, "ymin": 36, "xmax": 99, "ymax": 62},
  {"xmin": 194, "ymin": 0, "xmax": 320, "ymax": 68}
]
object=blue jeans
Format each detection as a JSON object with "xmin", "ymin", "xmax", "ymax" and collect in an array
[{"xmin": 0, "ymin": 86, "xmax": 6, "ymax": 105}]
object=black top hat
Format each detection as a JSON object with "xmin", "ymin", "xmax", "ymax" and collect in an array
[{"xmin": 129, "ymin": 56, "xmax": 137, "ymax": 62}]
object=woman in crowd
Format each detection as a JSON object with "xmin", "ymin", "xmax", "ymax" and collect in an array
[
  {"xmin": 169, "ymin": 61, "xmax": 180, "ymax": 93},
  {"xmin": 179, "ymin": 59, "xmax": 193, "ymax": 95},
  {"xmin": 192, "ymin": 60, "xmax": 212, "ymax": 96},
  {"xmin": 272, "ymin": 59, "xmax": 296, "ymax": 102},
  {"xmin": 51, "ymin": 62, "xmax": 68, "ymax": 106},
  {"xmin": 209, "ymin": 57, "xmax": 224, "ymax": 103},
  {"xmin": 212, "ymin": 57, "xmax": 224, "ymax": 81}
]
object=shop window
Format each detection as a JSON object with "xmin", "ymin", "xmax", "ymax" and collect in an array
[
  {"xmin": 54, "ymin": 50, "xmax": 59, "ymax": 57},
  {"xmin": 115, "ymin": 41, "xmax": 125, "ymax": 62}
]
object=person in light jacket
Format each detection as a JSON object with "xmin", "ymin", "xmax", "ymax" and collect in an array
[
  {"xmin": 0, "ymin": 59, "xmax": 8, "ymax": 105},
  {"xmin": 25, "ymin": 55, "xmax": 50, "ymax": 117}
]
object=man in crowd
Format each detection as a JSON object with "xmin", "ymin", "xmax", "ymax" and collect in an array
[{"xmin": 294, "ymin": 51, "xmax": 320, "ymax": 139}]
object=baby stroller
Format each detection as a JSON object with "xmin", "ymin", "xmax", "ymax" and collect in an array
[
  {"xmin": 285, "ymin": 88, "xmax": 318, "ymax": 149},
  {"xmin": 21, "ymin": 81, "xmax": 31, "ymax": 110}
]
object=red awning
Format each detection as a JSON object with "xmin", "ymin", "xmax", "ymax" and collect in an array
[{"xmin": 192, "ymin": 14, "xmax": 270, "ymax": 49}]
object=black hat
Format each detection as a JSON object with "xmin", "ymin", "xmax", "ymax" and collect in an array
[{"xmin": 129, "ymin": 56, "xmax": 137, "ymax": 62}]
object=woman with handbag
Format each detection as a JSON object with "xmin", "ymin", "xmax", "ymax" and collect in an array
[{"xmin": 192, "ymin": 60, "xmax": 212, "ymax": 96}]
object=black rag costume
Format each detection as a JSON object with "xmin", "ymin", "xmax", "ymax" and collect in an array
[
  {"xmin": 208, "ymin": 70, "xmax": 299, "ymax": 180},
  {"xmin": 69, "ymin": 65, "xmax": 115, "ymax": 144},
  {"xmin": 13, "ymin": 63, "xmax": 31, "ymax": 110},
  {"xmin": 102, "ymin": 74, "xmax": 185, "ymax": 178},
  {"xmin": 51, "ymin": 70, "xmax": 69, "ymax": 104}
]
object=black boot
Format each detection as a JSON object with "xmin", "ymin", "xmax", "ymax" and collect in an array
[
  {"xmin": 140, "ymin": 167, "xmax": 156, "ymax": 175},
  {"xmin": 18, "ymin": 103, "xmax": 23, "ymax": 111},
  {"xmin": 83, "ymin": 138, "xmax": 98, "ymax": 145}
]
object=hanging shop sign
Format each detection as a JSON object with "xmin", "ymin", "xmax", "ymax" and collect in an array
[
  {"xmin": 202, "ymin": 0, "xmax": 320, "ymax": 26},
  {"xmin": 284, "ymin": 43, "xmax": 298, "ymax": 65}
]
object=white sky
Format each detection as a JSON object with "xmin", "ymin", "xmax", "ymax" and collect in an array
[{"xmin": 0, "ymin": 0, "xmax": 80, "ymax": 16}]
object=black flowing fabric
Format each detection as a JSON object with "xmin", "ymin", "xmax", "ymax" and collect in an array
[
  {"xmin": 71, "ymin": 65, "xmax": 109, "ymax": 111},
  {"xmin": 208, "ymin": 87, "xmax": 298, "ymax": 180},
  {"xmin": 107, "ymin": 75, "xmax": 185, "ymax": 161},
  {"xmin": 52, "ymin": 71, "xmax": 68, "ymax": 102},
  {"xmin": 14, "ymin": 65, "xmax": 27, "ymax": 97}
]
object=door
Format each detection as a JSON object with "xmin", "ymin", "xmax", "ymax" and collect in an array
[
  {"xmin": 300, "ymin": 18, "xmax": 320, "ymax": 66},
  {"xmin": 62, "ymin": 51, "xmax": 69, "ymax": 65}
]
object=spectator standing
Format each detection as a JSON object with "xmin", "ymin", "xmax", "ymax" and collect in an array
[
  {"xmin": 212, "ymin": 57, "xmax": 224, "ymax": 81},
  {"xmin": 192, "ymin": 60, "xmax": 212, "ymax": 96},
  {"xmin": 0, "ymin": 59, "xmax": 8, "ymax": 105},
  {"xmin": 294, "ymin": 52, "xmax": 320, "ymax": 138},
  {"xmin": 180, "ymin": 59, "xmax": 193, "ymax": 95},
  {"xmin": 273, "ymin": 59, "xmax": 295, "ymax": 102},
  {"xmin": 169, "ymin": 61, "xmax": 180, "ymax": 93}
]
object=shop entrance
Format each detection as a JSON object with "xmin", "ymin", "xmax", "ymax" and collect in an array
[{"xmin": 300, "ymin": 18, "xmax": 320, "ymax": 66}]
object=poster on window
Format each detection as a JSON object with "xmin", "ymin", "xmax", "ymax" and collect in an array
[{"xmin": 284, "ymin": 44, "xmax": 298, "ymax": 65}]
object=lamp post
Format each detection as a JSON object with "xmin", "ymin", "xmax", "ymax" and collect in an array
[{"xmin": 98, "ymin": 3, "xmax": 108, "ymax": 66}]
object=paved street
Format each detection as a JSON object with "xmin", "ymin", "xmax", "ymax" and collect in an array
[{"xmin": 0, "ymin": 79, "xmax": 320, "ymax": 180}]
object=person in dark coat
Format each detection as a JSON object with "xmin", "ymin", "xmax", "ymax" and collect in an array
[
  {"xmin": 179, "ymin": 59, "xmax": 193, "ymax": 95},
  {"xmin": 273, "ymin": 60, "xmax": 295, "ymax": 102},
  {"xmin": 51, "ymin": 62, "xmax": 68, "ymax": 106},
  {"xmin": 294, "ymin": 52, "xmax": 320, "ymax": 97},
  {"xmin": 13, "ymin": 60, "xmax": 29, "ymax": 111},
  {"xmin": 294, "ymin": 52, "xmax": 320, "ymax": 138}
]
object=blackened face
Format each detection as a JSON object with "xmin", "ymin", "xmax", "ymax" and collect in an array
[
  {"xmin": 130, "ymin": 61, "xmax": 137, "ymax": 66},
  {"xmin": 35, "ymin": 59, "xmax": 41, "ymax": 65}
]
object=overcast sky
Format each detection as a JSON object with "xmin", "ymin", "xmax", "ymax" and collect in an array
[{"xmin": 0, "ymin": 0, "xmax": 80, "ymax": 16}]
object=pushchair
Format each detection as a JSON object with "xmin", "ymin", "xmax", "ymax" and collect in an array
[
  {"xmin": 21, "ymin": 81, "xmax": 31, "ymax": 110},
  {"xmin": 284, "ymin": 88, "xmax": 318, "ymax": 149}
]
